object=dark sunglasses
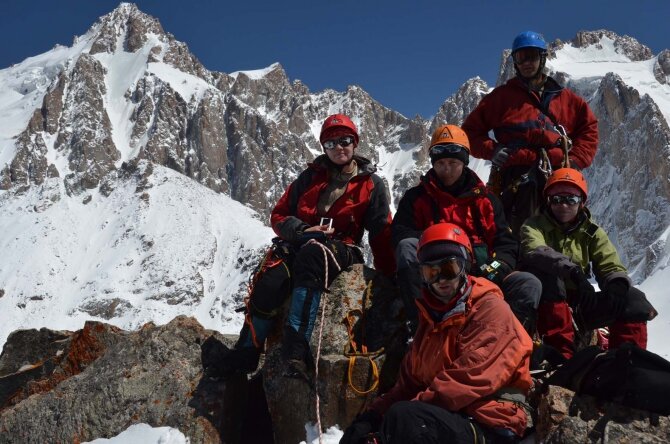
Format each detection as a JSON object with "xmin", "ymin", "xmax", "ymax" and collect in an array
[
  {"xmin": 513, "ymin": 48, "xmax": 541, "ymax": 64},
  {"xmin": 323, "ymin": 136, "xmax": 355, "ymax": 150},
  {"xmin": 429, "ymin": 144, "xmax": 466, "ymax": 156},
  {"xmin": 420, "ymin": 257, "xmax": 465, "ymax": 283},
  {"xmin": 548, "ymin": 194, "xmax": 582, "ymax": 205}
]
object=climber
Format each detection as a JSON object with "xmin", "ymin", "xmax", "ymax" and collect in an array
[
  {"xmin": 341, "ymin": 223, "xmax": 533, "ymax": 444},
  {"xmin": 520, "ymin": 167, "xmax": 656, "ymax": 359},
  {"xmin": 392, "ymin": 124, "xmax": 541, "ymax": 336},
  {"xmin": 205, "ymin": 113, "xmax": 394, "ymax": 380},
  {"xmin": 462, "ymin": 31, "xmax": 598, "ymax": 236}
]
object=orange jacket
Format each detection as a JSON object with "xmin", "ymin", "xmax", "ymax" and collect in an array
[{"xmin": 370, "ymin": 277, "xmax": 533, "ymax": 436}]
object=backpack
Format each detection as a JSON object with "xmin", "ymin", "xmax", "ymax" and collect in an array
[{"xmin": 547, "ymin": 343, "xmax": 670, "ymax": 415}]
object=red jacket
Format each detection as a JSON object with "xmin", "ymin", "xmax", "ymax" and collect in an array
[
  {"xmin": 370, "ymin": 277, "xmax": 533, "ymax": 436},
  {"xmin": 462, "ymin": 76, "xmax": 598, "ymax": 169},
  {"xmin": 391, "ymin": 168, "xmax": 518, "ymax": 269},
  {"xmin": 270, "ymin": 154, "xmax": 395, "ymax": 276}
]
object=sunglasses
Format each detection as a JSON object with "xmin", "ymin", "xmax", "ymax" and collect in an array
[
  {"xmin": 548, "ymin": 194, "xmax": 582, "ymax": 205},
  {"xmin": 420, "ymin": 257, "xmax": 465, "ymax": 283},
  {"xmin": 513, "ymin": 48, "xmax": 542, "ymax": 64},
  {"xmin": 323, "ymin": 136, "xmax": 355, "ymax": 150},
  {"xmin": 429, "ymin": 144, "xmax": 466, "ymax": 156}
]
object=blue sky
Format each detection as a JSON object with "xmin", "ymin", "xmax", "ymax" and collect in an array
[{"xmin": 1, "ymin": 1, "xmax": 668, "ymax": 118}]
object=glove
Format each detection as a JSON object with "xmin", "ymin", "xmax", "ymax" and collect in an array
[
  {"xmin": 606, "ymin": 279, "xmax": 629, "ymax": 318},
  {"xmin": 480, "ymin": 260, "xmax": 512, "ymax": 286},
  {"xmin": 340, "ymin": 410, "xmax": 382, "ymax": 444},
  {"xmin": 570, "ymin": 269, "xmax": 597, "ymax": 312},
  {"xmin": 491, "ymin": 146, "xmax": 510, "ymax": 169}
]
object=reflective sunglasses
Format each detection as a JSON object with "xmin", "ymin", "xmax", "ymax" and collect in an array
[
  {"xmin": 548, "ymin": 194, "xmax": 582, "ymax": 206},
  {"xmin": 429, "ymin": 144, "xmax": 466, "ymax": 156},
  {"xmin": 323, "ymin": 136, "xmax": 355, "ymax": 150},
  {"xmin": 513, "ymin": 48, "xmax": 541, "ymax": 64},
  {"xmin": 420, "ymin": 257, "xmax": 465, "ymax": 283}
]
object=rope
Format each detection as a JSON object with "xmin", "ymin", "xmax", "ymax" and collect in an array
[
  {"xmin": 343, "ymin": 281, "xmax": 384, "ymax": 396},
  {"xmin": 304, "ymin": 238, "xmax": 341, "ymax": 444}
]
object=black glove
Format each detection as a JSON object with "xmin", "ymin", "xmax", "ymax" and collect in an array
[
  {"xmin": 491, "ymin": 146, "xmax": 510, "ymax": 168},
  {"xmin": 606, "ymin": 279, "xmax": 629, "ymax": 318},
  {"xmin": 570, "ymin": 269, "xmax": 597, "ymax": 312},
  {"xmin": 340, "ymin": 410, "xmax": 382, "ymax": 444},
  {"xmin": 480, "ymin": 259, "xmax": 512, "ymax": 286}
]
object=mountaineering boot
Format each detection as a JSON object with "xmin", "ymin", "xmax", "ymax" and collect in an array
[
  {"xmin": 281, "ymin": 325, "xmax": 314, "ymax": 382},
  {"xmin": 204, "ymin": 316, "xmax": 273, "ymax": 378},
  {"xmin": 396, "ymin": 266, "xmax": 422, "ymax": 336}
]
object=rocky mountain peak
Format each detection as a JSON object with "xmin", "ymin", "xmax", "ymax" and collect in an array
[
  {"xmin": 89, "ymin": 2, "xmax": 165, "ymax": 55},
  {"xmin": 570, "ymin": 30, "xmax": 654, "ymax": 61}
]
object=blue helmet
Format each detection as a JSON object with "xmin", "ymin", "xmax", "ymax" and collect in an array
[{"xmin": 512, "ymin": 31, "xmax": 547, "ymax": 54}]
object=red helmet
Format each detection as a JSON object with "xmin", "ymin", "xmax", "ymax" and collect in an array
[
  {"xmin": 417, "ymin": 223, "xmax": 473, "ymax": 263},
  {"xmin": 319, "ymin": 114, "xmax": 359, "ymax": 146},
  {"xmin": 544, "ymin": 168, "xmax": 588, "ymax": 200}
]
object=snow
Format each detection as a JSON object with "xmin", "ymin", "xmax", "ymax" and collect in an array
[
  {"xmin": 549, "ymin": 36, "xmax": 670, "ymax": 123},
  {"xmin": 94, "ymin": 32, "xmax": 164, "ymax": 162},
  {"xmin": 0, "ymin": 165, "xmax": 272, "ymax": 348},
  {"xmin": 83, "ymin": 423, "xmax": 189, "ymax": 444},
  {"xmin": 0, "ymin": 28, "xmax": 95, "ymax": 166},
  {"xmin": 0, "ymin": 17, "xmax": 670, "ymax": 444},
  {"xmin": 230, "ymin": 62, "xmax": 280, "ymax": 80}
]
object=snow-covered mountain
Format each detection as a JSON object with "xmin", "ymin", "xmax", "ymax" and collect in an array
[{"xmin": 1, "ymin": 5, "xmax": 669, "ymax": 358}]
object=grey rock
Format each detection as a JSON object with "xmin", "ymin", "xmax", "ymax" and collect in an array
[
  {"xmin": 0, "ymin": 317, "xmax": 242, "ymax": 444},
  {"xmin": 262, "ymin": 264, "xmax": 406, "ymax": 444},
  {"xmin": 537, "ymin": 385, "xmax": 670, "ymax": 443}
]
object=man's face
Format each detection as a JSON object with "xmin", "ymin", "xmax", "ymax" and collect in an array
[
  {"xmin": 433, "ymin": 158, "xmax": 464, "ymax": 187},
  {"xmin": 429, "ymin": 275, "xmax": 461, "ymax": 302},
  {"xmin": 514, "ymin": 48, "xmax": 542, "ymax": 78}
]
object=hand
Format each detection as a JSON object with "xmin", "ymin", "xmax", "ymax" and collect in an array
[
  {"xmin": 606, "ymin": 279, "xmax": 629, "ymax": 318},
  {"xmin": 491, "ymin": 146, "xmax": 510, "ymax": 169},
  {"xmin": 340, "ymin": 410, "xmax": 381, "ymax": 444},
  {"xmin": 570, "ymin": 269, "xmax": 597, "ymax": 312},
  {"xmin": 480, "ymin": 260, "xmax": 512, "ymax": 286},
  {"xmin": 304, "ymin": 224, "xmax": 335, "ymax": 236}
]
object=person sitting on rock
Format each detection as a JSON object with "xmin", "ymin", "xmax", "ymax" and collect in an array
[
  {"xmin": 341, "ymin": 223, "xmax": 533, "ymax": 444},
  {"xmin": 207, "ymin": 113, "xmax": 395, "ymax": 380},
  {"xmin": 392, "ymin": 124, "xmax": 541, "ymax": 336},
  {"xmin": 520, "ymin": 167, "xmax": 656, "ymax": 360}
]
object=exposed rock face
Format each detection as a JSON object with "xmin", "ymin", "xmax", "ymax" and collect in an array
[
  {"xmin": 0, "ymin": 317, "xmax": 242, "ymax": 444},
  {"xmin": 537, "ymin": 385, "xmax": 670, "ymax": 443},
  {"xmin": 571, "ymin": 30, "xmax": 654, "ymax": 61},
  {"xmin": 262, "ymin": 264, "xmax": 406, "ymax": 444},
  {"xmin": 654, "ymin": 49, "xmax": 670, "ymax": 85},
  {"xmin": 0, "ymin": 266, "xmax": 405, "ymax": 444},
  {"xmin": 585, "ymin": 73, "xmax": 670, "ymax": 279}
]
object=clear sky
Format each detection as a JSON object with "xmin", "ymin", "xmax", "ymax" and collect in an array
[{"xmin": 1, "ymin": 0, "xmax": 668, "ymax": 118}]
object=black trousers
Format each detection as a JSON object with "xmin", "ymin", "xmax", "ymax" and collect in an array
[
  {"xmin": 248, "ymin": 239, "xmax": 361, "ymax": 318},
  {"xmin": 379, "ymin": 401, "xmax": 519, "ymax": 444}
]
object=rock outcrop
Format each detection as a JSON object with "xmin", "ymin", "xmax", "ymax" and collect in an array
[{"xmin": 0, "ymin": 265, "xmax": 406, "ymax": 444}]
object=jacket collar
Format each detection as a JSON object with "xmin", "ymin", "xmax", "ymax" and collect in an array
[
  {"xmin": 421, "ymin": 168, "xmax": 486, "ymax": 200},
  {"xmin": 309, "ymin": 154, "xmax": 376, "ymax": 176}
]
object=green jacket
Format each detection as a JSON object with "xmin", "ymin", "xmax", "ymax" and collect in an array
[{"xmin": 520, "ymin": 208, "xmax": 630, "ymax": 289}]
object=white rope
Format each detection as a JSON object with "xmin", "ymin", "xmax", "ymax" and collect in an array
[{"xmin": 304, "ymin": 238, "xmax": 341, "ymax": 444}]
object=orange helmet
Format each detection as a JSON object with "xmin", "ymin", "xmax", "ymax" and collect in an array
[
  {"xmin": 544, "ymin": 168, "xmax": 588, "ymax": 200},
  {"xmin": 429, "ymin": 124, "xmax": 470, "ymax": 151},
  {"xmin": 319, "ymin": 114, "xmax": 359, "ymax": 146},
  {"xmin": 417, "ymin": 223, "xmax": 473, "ymax": 264}
]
